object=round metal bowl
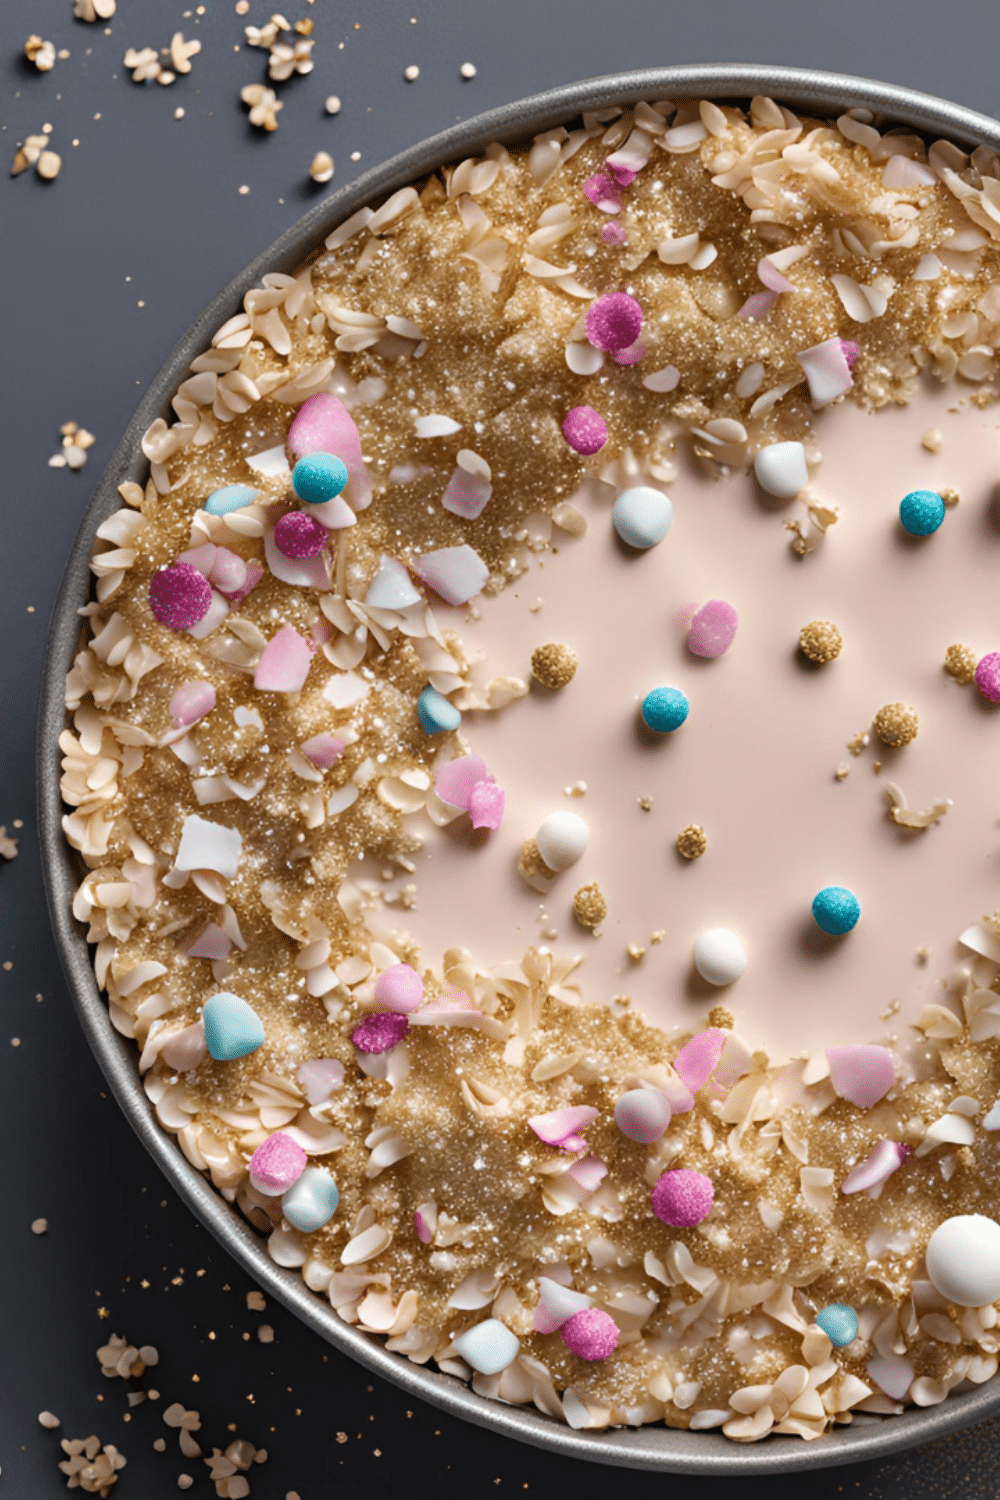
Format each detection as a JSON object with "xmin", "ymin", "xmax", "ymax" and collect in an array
[{"xmin": 38, "ymin": 64, "xmax": 1000, "ymax": 1474}]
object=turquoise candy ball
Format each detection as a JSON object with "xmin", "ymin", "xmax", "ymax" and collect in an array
[
  {"xmin": 205, "ymin": 483, "xmax": 259, "ymax": 516},
  {"xmin": 641, "ymin": 686, "xmax": 689, "ymax": 733},
  {"xmin": 899, "ymin": 488, "xmax": 945, "ymax": 536},
  {"xmin": 812, "ymin": 885, "xmax": 860, "ymax": 935},
  {"xmin": 282, "ymin": 1167, "xmax": 340, "ymax": 1232},
  {"xmin": 292, "ymin": 452, "xmax": 349, "ymax": 505},
  {"xmin": 202, "ymin": 992, "xmax": 265, "ymax": 1061},
  {"xmin": 816, "ymin": 1304, "xmax": 859, "ymax": 1347},
  {"xmin": 417, "ymin": 685, "xmax": 461, "ymax": 735}
]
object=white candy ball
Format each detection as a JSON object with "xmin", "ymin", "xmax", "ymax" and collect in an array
[
  {"xmin": 612, "ymin": 485, "xmax": 673, "ymax": 549},
  {"xmin": 693, "ymin": 927, "xmax": 747, "ymax": 986},
  {"xmin": 614, "ymin": 1087, "xmax": 672, "ymax": 1143},
  {"xmin": 535, "ymin": 812, "xmax": 589, "ymax": 872},
  {"xmin": 926, "ymin": 1214, "xmax": 1000, "ymax": 1306},
  {"xmin": 753, "ymin": 441, "xmax": 809, "ymax": 499},
  {"xmin": 451, "ymin": 1318, "xmax": 520, "ymax": 1375}
]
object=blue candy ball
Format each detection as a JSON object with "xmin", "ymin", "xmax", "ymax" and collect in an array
[
  {"xmin": 417, "ymin": 685, "xmax": 461, "ymax": 735},
  {"xmin": 812, "ymin": 885, "xmax": 860, "ymax": 935},
  {"xmin": 292, "ymin": 452, "xmax": 349, "ymax": 505},
  {"xmin": 205, "ymin": 483, "xmax": 259, "ymax": 516},
  {"xmin": 816, "ymin": 1304, "xmax": 859, "ymax": 1347},
  {"xmin": 899, "ymin": 488, "xmax": 945, "ymax": 536},
  {"xmin": 282, "ymin": 1167, "xmax": 339, "ymax": 1233},
  {"xmin": 202, "ymin": 992, "xmax": 265, "ymax": 1061},
  {"xmin": 641, "ymin": 686, "xmax": 689, "ymax": 733}
]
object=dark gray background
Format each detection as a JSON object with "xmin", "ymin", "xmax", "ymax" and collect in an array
[{"xmin": 3, "ymin": 1, "xmax": 999, "ymax": 1495}]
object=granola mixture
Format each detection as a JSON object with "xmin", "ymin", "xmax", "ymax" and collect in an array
[{"xmin": 61, "ymin": 96, "xmax": 1000, "ymax": 1441}]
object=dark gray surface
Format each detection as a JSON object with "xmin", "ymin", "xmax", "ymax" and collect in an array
[{"xmin": 3, "ymin": 2, "xmax": 1000, "ymax": 1496}]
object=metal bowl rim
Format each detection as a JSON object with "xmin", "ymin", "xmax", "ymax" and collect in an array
[{"xmin": 37, "ymin": 62, "xmax": 1000, "ymax": 1476}]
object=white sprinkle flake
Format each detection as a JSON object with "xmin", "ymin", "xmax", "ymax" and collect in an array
[
  {"xmin": 460, "ymin": 62, "xmax": 477, "ymax": 79},
  {"xmin": 404, "ymin": 64, "xmax": 420, "ymax": 82},
  {"xmin": 325, "ymin": 95, "xmax": 341, "ymax": 115},
  {"xmin": 238, "ymin": 184, "xmax": 250, "ymax": 196},
  {"xmin": 310, "ymin": 151, "xmax": 334, "ymax": 183},
  {"xmin": 38, "ymin": 1411, "xmax": 61, "ymax": 1429},
  {"xmin": 174, "ymin": 815, "xmax": 243, "ymax": 878}
]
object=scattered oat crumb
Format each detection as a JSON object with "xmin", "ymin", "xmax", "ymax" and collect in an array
[
  {"xmin": 235, "ymin": 0, "xmax": 249, "ymax": 12},
  {"xmin": 922, "ymin": 428, "xmax": 943, "ymax": 453},
  {"xmin": 38, "ymin": 1411, "xmax": 61, "ymax": 1429},
  {"xmin": 404, "ymin": 64, "xmax": 420, "ymax": 81},
  {"xmin": 531, "ymin": 642, "xmax": 577, "ymax": 689},
  {"xmin": 707, "ymin": 1006, "xmax": 735, "ymax": 1029},
  {"xmin": 335, "ymin": 1433, "xmax": 348, "ymax": 1444},
  {"xmin": 74, "ymin": 0, "xmax": 117, "ymax": 18},
  {"xmin": 246, "ymin": 1290, "xmax": 266, "ymax": 1311},
  {"xmin": 676, "ymin": 823, "xmax": 707, "ymax": 860},
  {"xmin": 886, "ymin": 782, "xmax": 953, "ymax": 829},
  {"xmin": 58, "ymin": 1436, "xmax": 126, "ymax": 1493},
  {"xmin": 873, "ymin": 702, "xmax": 919, "ymax": 748},
  {"xmin": 31, "ymin": 1217, "xmax": 48, "ymax": 1234},
  {"xmin": 572, "ymin": 882, "xmax": 606, "ymax": 931},
  {"xmin": 10, "ymin": 1037, "xmax": 20, "ymax": 1047},
  {"xmin": 637, "ymin": 796, "xmax": 653, "ymax": 812},
  {"xmin": 626, "ymin": 942, "xmax": 646, "ymax": 962},
  {"xmin": 238, "ymin": 184, "xmax": 250, "ymax": 195},
  {"xmin": 177, "ymin": 1478, "xmax": 193, "ymax": 1492},
  {"xmin": 0, "ymin": 826, "xmax": 19, "ymax": 860},
  {"xmin": 257, "ymin": 1324, "xmax": 275, "ymax": 1344},
  {"xmin": 174, "ymin": 107, "xmax": 185, "ymax": 120},
  {"xmin": 650, "ymin": 929, "xmax": 665, "ymax": 945},
  {"xmin": 295, "ymin": 17, "xmax": 314, "ymax": 34},
  {"xmin": 916, "ymin": 947, "xmax": 932, "ymax": 964},
  {"xmin": 563, "ymin": 780, "xmax": 587, "ymax": 797},
  {"xmin": 873, "ymin": 761, "xmax": 882, "ymax": 774},
  {"xmin": 460, "ymin": 61, "xmax": 477, "ymax": 78},
  {"xmin": 944, "ymin": 643, "xmax": 978, "ymax": 683},
  {"xmin": 940, "ymin": 486, "xmax": 960, "ymax": 507},
  {"xmin": 879, "ymin": 996, "xmax": 902, "ymax": 1020},
  {"xmin": 325, "ymin": 95, "xmax": 341, "ymax": 114},
  {"xmin": 518, "ymin": 838, "xmax": 552, "ymax": 882},
  {"xmin": 25, "ymin": 36, "xmax": 56, "ymax": 71},
  {"xmin": 798, "ymin": 619, "xmax": 842, "ymax": 664},
  {"xmin": 153, "ymin": 1439, "xmax": 166, "ymax": 1452},
  {"xmin": 834, "ymin": 761, "xmax": 850, "ymax": 781},
  {"xmin": 847, "ymin": 729, "xmax": 869, "ymax": 757},
  {"xmin": 309, "ymin": 151, "xmax": 334, "ymax": 183},
  {"xmin": 241, "ymin": 84, "xmax": 282, "ymax": 131}
]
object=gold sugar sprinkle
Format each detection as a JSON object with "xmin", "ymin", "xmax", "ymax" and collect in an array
[
  {"xmin": 676, "ymin": 823, "xmax": 707, "ymax": 860},
  {"xmin": 834, "ymin": 761, "xmax": 850, "ymax": 781},
  {"xmin": 572, "ymin": 882, "xmax": 606, "ymax": 930},
  {"xmin": 637, "ymin": 796, "xmax": 653, "ymax": 811},
  {"xmin": 707, "ymin": 1006, "xmax": 734, "ymax": 1029},
  {"xmin": 944, "ymin": 643, "xmax": 978, "ymax": 683},
  {"xmin": 941, "ymin": 487, "xmax": 960, "ymax": 507},
  {"xmin": 530, "ymin": 642, "xmax": 577, "ymax": 689},
  {"xmin": 847, "ymin": 729, "xmax": 869, "ymax": 756},
  {"xmin": 626, "ymin": 943, "xmax": 646, "ymax": 962},
  {"xmin": 921, "ymin": 428, "xmax": 943, "ymax": 453},
  {"xmin": 517, "ymin": 838, "xmax": 552, "ymax": 880},
  {"xmin": 798, "ymin": 619, "xmax": 842, "ymax": 665},
  {"xmin": 873, "ymin": 702, "xmax": 919, "ymax": 748}
]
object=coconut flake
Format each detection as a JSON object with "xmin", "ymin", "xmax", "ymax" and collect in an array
[
  {"xmin": 174, "ymin": 815, "xmax": 242, "ymax": 877},
  {"xmin": 441, "ymin": 451, "xmax": 493, "ymax": 519},
  {"xmin": 365, "ymin": 555, "xmax": 421, "ymax": 609},
  {"xmin": 415, "ymin": 414, "xmax": 462, "ymax": 438},
  {"xmin": 797, "ymin": 337, "xmax": 854, "ymax": 407},
  {"xmin": 322, "ymin": 670, "xmax": 369, "ymax": 709},
  {"xmin": 246, "ymin": 444, "xmax": 290, "ymax": 477}
]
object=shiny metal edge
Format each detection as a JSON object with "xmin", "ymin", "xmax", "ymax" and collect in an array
[{"xmin": 37, "ymin": 65, "xmax": 1000, "ymax": 1475}]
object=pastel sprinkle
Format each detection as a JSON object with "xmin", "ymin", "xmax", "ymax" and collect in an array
[
  {"xmin": 373, "ymin": 963, "xmax": 424, "ymax": 1014},
  {"xmin": 841, "ymin": 1138, "xmax": 910, "ymax": 1196},
  {"xmin": 687, "ymin": 599, "xmax": 738, "ymax": 658},
  {"xmin": 600, "ymin": 222, "xmax": 627, "ymax": 247},
  {"xmin": 586, "ymin": 291, "xmax": 643, "ymax": 352},
  {"xmin": 612, "ymin": 485, "xmax": 673, "ymax": 549},
  {"xmin": 528, "ymin": 1104, "xmax": 598, "ymax": 1153},
  {"xmin": 974, "ymin": 651, "xmax": 1000, "ymax": 703},
  {"xmin": 254, "ymin": 624, "xmax": 313, "ymax": 693},
  {"xmin": 300, "ymin": 733, "xmax": 345, "ymax": 770},
  {"xmin": 296, "ymin": 1056, "xmax": 344, "ymax": 1103},
  {"xmin": 149, "ymin": 561, "xmax": 212, "ymax": 631},
  {"xmin": 812, "ymin": 885, "xmax": 860, "ymax": 935},
  {"xmin": 468, "ymin": 779, "xmax": 505, "ymax": 831},
  {"xmin": 274, "ymin": 510, "xmax": 327, "ymax": 558},
  {"xmin": 248, "ymin": 1132, "xmax": 307, "ymax": 1196},
  {"xmin": 205, "ymin": 483, "xmax": 259, "ymax": 516},
  {"xmin": 560, "ymin": 1307, "xmax": 619, "ymax": 1362},
  {"xmin": 582, "ymin": 172, "xmax": 623, "ymax": 214},
  {"xmin": 827, "ymin": 1045, "xmax": 896, "ymax": 1108},
  {"xmin": 292, "ymin": 451, "xmax": 349, "ymax": 505},
  {"xmin": 417, "ymin": 685, "xmax": 461, "ymax": 735},
  {"xmin": 561, "ymin": 405, "xmax": 608, "ymax": 455},
  {"xmin": 673, "ymin": 1028, "xmax": 727, "ymax": 1092},
  {"xmin": 170, "ymin": 681, "xmax": 216, "ymax": 727},
  {"xmin": 435, "ymin": 754, "xmax": 490, "ymax": 809},
  {"xmin": 282, "ymin": 1168, "xmax": 339, "ymax": 1232},
  {"xmin": 451, "ymin": 1319, "xmax": 520, "ymax": 1375},
  {"xmin": 352, "ymin": 1012, "xmax": 409, "ymax": 1054},
  {"xmin": 816, "ymin": 1304, "xmax": 858, "ymax": 1347},
  {"xmin": 202, "ymin": 991, "xmax": 265, "ymax": 1061},
  {"xmin": 651, "ymin": 1167, "xmax": 714, "ymax": 1227},
  {"xmin": 641, "ymin": 686, "xmax": 689, "ymax": 733},
  {"xmin": 899, "ymin": 488, "xmax": 945, "ymax": 536}
]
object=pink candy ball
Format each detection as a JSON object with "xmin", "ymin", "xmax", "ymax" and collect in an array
[
  {"xmin": 373, "ymin": 963, "xmax": 424, "ymax": 1014},
  {"xmin": 249, "ymin": 1132, "xmax": 307, "ymax": 1196},
  {"xmin": 562, "ymin": 406, "xmax": 608, "ymax": 456},
  {"xmin": 687, "ymin": 599, "xmax": 739, "ymax": 659},
  {"xmin": 274, "ymin": 510, "xmax": 327, "ymax": 559},
  {"xmin": 651, "ymin": 1168, "xmax": 714, "ymax": 1227},
  {"xmin": 352, "ymin": 1012, "xmax": 409, "ymax": 1054},
  {"xmin": 585, "ymin": 292, "xmax": 643, "ymax": 353},
  {"xmin": 149, "ymin": 561, "xmax": 212, "ymax": 630},
  {"xmin": 560, "ymin": 1307, "xmax": 620, "ymax": 1362},
  {"xmin": 975, "ymin": 651, "xmax": 1000, "ymax": 704}
]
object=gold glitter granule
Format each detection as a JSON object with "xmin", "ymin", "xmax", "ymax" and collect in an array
[
  {"xmin": 921, "ymin": 428, "xmax": 943, "ymax": 453},
  {"xmin": 517, "ymin": 838, "xmax": 551, "ymax": 880},
  {"xmin": 676, "ymin": 823, "xmax": 707, "ymax": 860},
  {"xmin": 799, "ymin": 619, "xmax": 843, "ymax": 665},
  {"xmin": 941, "ymin": 487, "xmax": 960, "ymax": 508},
  {"xmin": 531, "ymin": 642, "xmax": 577, "ymax": 689},
  {"xmin": 873, "ymin": 702, "xmax": 919, "ymax": 747},
  {"xmin": 572, "ymin": 882, "xmax": 606, "ymax": 930},
  {"xmin": 707, "ymin": 1006, "xmax": 734, "ymax": 1029},
  {"xmin": 944, "ymin": 643, "xmax": 978, "ymax": 683}
]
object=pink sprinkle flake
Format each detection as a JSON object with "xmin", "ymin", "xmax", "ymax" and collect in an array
[
  {"xmin": 186, "ymin": 923, "xmax": 232, "ymax": 961},
  {"xmin": 352, "ymin": 1011, "xmax": 409, "ymax": 1054},
  {"xmin": 296, "ymin": 1056, "xmax": 345, "ymax": 1104},
  {"xmin": 757, "ymin": 256, "xmax": 795, "ymax": 293},
  {"xmin": 975, "ymin": 651, "xmax": 1000, "ymax": 704},
  {"xmin": 687, "ymin": 599, "xmax": 739, "ymax": 659},
  {"xmin": 562, "ymin": 405, "xmax": 608, "ymax": 455},
  {"xmin": 414, "ymin": 1208, "xmax": 433, "ymax": 1244},
  {"xmin": 528, "ymin": 1105, "xmax": 598, "ymax": 1152},
  {"xmin": 149, "ymin": 561, "xmax": 212, "ymax": 631},
  {"xmin": 826, "ymin": 1045, "xmax": 896, "ymax": 1109},
  {"xmin": 841, "ymin": 1138, "xmax": 911, "ymax": 1197},
  {"xmin": 605, "ymin": 158, "xmax": 637, "ymax": 187},
  {"xmin": 840, "ymin": 339, "xmax": 861, "ymax": 371},
  {"xmin": 468, "ymin": 778, "xmax": 505, "ymax": 831},
  {"xmin": 608, "ymin": 338, "xmax": 646, "ymax": 366},
  {"xmin": 373, "ymin": 962, "xmax": 424, "ymax": 1014},
  {"xmin": 566, "ymin": 1155, "xmax": 608, "ymax": 1193},
  {"xmin": 170, "ymin": 681, "xmax": 216, "ymax": 728},
  {"xmin": 586, "ymin": 292, "xmax": 643, "ymax": 353},
  {"xmin": 274, "ymin": 511, "xmax": 327, "ymax": 559},
  {"xmin": 738, "ymin": 289, "xmax": 779, "ymax": 321},
  {"xmin": 600, "ymin": 222, "xmax": 627, "ymax": 248},
  {"xmin": 300, "ymin": 733, "xmax": 345, "ymax": 770},
  {"xmin": 434, "ymin": 754, "xmax": 490, "ymax": 810},
  {"xmin": 224, "ymin": 561, "xmax": 263, "ymax": 606},
  {"xmin": 254, "ymin": 624, "xmax": 313, "ymax": 693},
  {"xmin": 560, "ymin": 1307, "xmax": 619, "ymax": 1362},
  {"xmin": 249, "ymin": 1132, "xmax": 308, "ymax": 1196},
  {"xmin": 651, "ymin": 1167, "xmax": 714, "ymax": 1227},
  {"xmin": 673, "ymin": 1028, "xmax": 727, "ymax": 1091},
  {"xmin": 582, "ymin": 172, "xmax": 623, "ymax": 214}
]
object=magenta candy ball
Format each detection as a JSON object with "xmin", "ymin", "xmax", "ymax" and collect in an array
[
  {"xmin": 352, "ymin": 1012, "xmax": 409, "ymax": 1054},
  {"xmin": 249, "ymin": 1132, "xmax": 308, "ymax": 1196},
  {"xmin": 560, "ymin": 1307, "xmax": 620, "ymax": 1361},
  {"xmin": 373, "ymin": 963, "xmax": 424, "ymax": 1013},
  {"xmin": 149, "ymin": 561, "xmax": 212, "ymax": 630},
  {"xmin": 274, "ymin": 510, "xmax": 328, "ymax": 559},
  {"xmin": 585, "ymin": 292, "xmax": 643, "ymax": 352},
  {"xmin": 562, "ymin": 405, "xmax": 608, "ymax": 455},
  {"xmin": 651, "ymin": 1167, "xmax": 714, "ymax": 1227},
  {"xmin": 975, "ymin": 651, "xmax": 1000, "ymax": 704}
]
